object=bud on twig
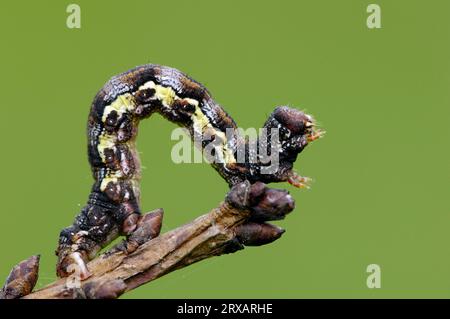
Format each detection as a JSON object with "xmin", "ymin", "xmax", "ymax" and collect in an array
[
  {"xmin": 0, "ymin": 255, "xmax": 40, "ymax": 299},
  {"xmin": 83, "ymin": 279, "xmax": 127, "ymax": 299},
  {"xmin": 225, "ymin": 180, "xmax": 252, "ymax": 208},
  {"xmin": 128, "ymin": 209, "xmax": 164, "ymax": 246},
  {"xmin": 235, "ymin": 222, "xmax": 285, "ymax": 246},
  {"xmin": 250, "ymin": 188, "xmax": 295, "ymax": 221},
  {"xmin": 111, "ymin": 209, "xmax": 164, "ymax": 254}
]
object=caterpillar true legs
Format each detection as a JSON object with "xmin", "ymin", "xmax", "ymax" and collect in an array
[{"xmin": 56, "ymin": 64, "xmax": 322, "ymax": 279}]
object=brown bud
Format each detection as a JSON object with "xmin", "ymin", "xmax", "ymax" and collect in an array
[
  {"xmin": 128, "ymin": 209, "xmax": 164, "ymax": 246},
  {"xmin": 226, "ymin": 181, "xmax": 270, "ymax": 209},
  {"xmin": 122, "ymin": 213, "xmax": 140, "ymax": 235},
  {"xmin": 226, "ymin": 180, "xmax": 251, "ymax": 208},
  {"xmin": 235, "ymin": 222, "xmax": 285, "ymax": 246},
  {"xmin": 0, "ymin": 255, "xmax": 40, "ymax": 299},
  {"xmin": 83, "ymin": 279, "xmax": 127, "ymax": 299},
  {"xmin": 251, "ymin": 188, "xmax": 295, "ymax": 221},
  {"xmin": 247, "ymin": 181, "xmax": 267, "ymax": 206},
  {"xmin": 110, "ymin": 209, "xmax": 164, "ymax": 255}
]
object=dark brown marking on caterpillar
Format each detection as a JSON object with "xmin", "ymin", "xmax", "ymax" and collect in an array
[{"xmin": 56, "ymin": 64, "xmax": 322, "ymax": 279}]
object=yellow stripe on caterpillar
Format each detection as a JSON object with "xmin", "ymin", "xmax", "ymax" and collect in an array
[
  {"xmin": 97, "ymin": 132, "xmax": 116, "ymax": 162},
  {"xmin": 216, "ymin": 131, "xmax": 236, "ymax": 164},
  {"xmin": 138, "ymin": 81, "xmax": 177, "ymax": 107},
  {"xmin": 191, "ymin": 105, "xmax": 211, "ymax": 133},
  {"xmin": 102, "ymin": 93, "xmax": 136, "ymax": 123},
  {"xmin": 191, "ymin": 105, "xmax": 236, "ymax": 164},
  {"xmin": 99, "ymin": 176, "xmax": 118, "ymax": 192}
]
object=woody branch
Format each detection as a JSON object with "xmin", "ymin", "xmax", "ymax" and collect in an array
[{"xmin": 0, "ymin": 181, "xmax": 295, "ymax": 299}]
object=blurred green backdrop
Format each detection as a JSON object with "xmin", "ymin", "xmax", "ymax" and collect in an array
[{"xmin": 0, "ymin": 0, "xmax": 449, "ymax": 298}]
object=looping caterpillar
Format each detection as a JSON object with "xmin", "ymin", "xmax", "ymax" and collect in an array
[{"xmin": 56, "ymin": 64, "xmax": 322, "ymax": 279}]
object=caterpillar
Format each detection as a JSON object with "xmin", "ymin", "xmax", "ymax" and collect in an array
[{"xmin": 56, "ymin": 64, "xmax": 322, "ymax": 279}]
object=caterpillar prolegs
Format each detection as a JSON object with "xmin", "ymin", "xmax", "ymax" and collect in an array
[{"xmin": 56, "ymin": 64, "xmax": 323, "ymax": 278}]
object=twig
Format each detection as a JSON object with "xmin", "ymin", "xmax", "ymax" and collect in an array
[{"xmin": 1, "ymin": 181, "xmax": 295, "ymax": 299}]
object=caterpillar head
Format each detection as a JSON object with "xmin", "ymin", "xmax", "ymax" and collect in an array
[
  {"xmin": 254, "ymin": 106, "xmax": 323, "ymax": 187},
  {"xmin": 277, "ymin": 106, "xmax": 323, "ymax": 148},
  {"xmin": 273, "ymin": 106, "xmax": 315, "ymax": 136}
]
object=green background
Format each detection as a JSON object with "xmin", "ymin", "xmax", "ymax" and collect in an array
[{"xmin": 0, "ymin": 0, "xmax": 449, "ymax": 298}]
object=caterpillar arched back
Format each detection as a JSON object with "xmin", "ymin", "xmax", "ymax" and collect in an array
[{"xmin": 56, "ymin": 64, "xmax": 322, "ymax": 278}]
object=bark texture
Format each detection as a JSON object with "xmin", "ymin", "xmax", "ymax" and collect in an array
[{"xmin": 1, "ymin": 181, "xmax": 295, "ymax": 299}]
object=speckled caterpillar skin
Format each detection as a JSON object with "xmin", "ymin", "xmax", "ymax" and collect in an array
[{"xmin": 56, "ymin": 64, "xmax": 321, "ymax": 278}]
